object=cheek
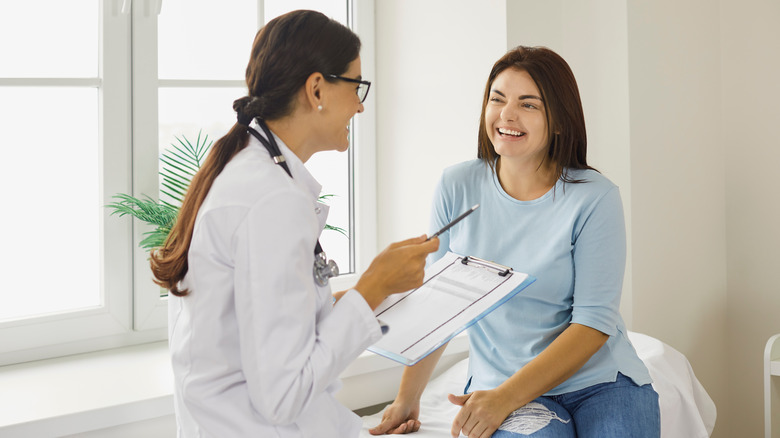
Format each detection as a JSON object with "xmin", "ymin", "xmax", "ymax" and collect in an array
[{"xmin": 484, "ymin": 108, "xmax": 499, "ymax": 139}]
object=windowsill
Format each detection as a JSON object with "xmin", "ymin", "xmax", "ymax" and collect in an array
[{"xmin": 0, "ymin": 334, "xmax": 469, "ymax": 437}]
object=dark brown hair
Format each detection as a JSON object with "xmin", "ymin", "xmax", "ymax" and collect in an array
[
  {"xmin": 477, "ymin": 46, "xmax": 594, "ymax": 181},
  {"xmin": 150, "ymin": 10, "xmax": 361, "ymax": 296}
]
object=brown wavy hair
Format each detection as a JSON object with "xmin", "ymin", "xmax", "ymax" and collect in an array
[
  {"xmin": 150, "ymin": 10, "xmax": 361, "ymax": 296},
  {"xmin": 477, "ymin": 46, "xmax": 594, "ymax": 181}
]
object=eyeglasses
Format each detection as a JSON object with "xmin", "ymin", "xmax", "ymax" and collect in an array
[{"xmin": 326, "ymin": 74, "xmax": 371, "ymax": 103}]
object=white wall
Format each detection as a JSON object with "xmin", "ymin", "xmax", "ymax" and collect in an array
[{"xmin": 374, "ymin": 0, "xmax": 507, "ymax": 245}]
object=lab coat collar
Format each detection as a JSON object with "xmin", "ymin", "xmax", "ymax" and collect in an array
[
  {"xmin": 249, "ymin": 121, "xmax": 330, "ymax": 231},
  {"xmin": 249, "ymin": 120, "xmax": 323, "ymax": 201}
]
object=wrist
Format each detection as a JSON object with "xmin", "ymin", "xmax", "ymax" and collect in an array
[
  {"xmin": 493, "ymin": 384, "xmax": 528, "ymax": 415},
  {"xmin": 354, "ymin": 279, "xmax": 385, "ymax": 310}
]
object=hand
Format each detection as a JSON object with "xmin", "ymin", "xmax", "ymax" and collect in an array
[
  {"xmin": 332, "ymin": 290, "xmax": 347, "ymax": 303},
  {"xmin": 448, "ymin": 390, "xmax": 512, "ymax": 438},
  {"xmin": 355, "ymin": 235, "xmax": 439, "ymax": 309},
  {"xmin": 368, "ymin": 400, "xmax": 421, "ymax": 435}
]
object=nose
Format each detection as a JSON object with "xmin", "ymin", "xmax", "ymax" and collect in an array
[
  {"xmin": 356, "ymin": 101, "xmax": 365, "ymax": 114},
  {"xmin": 500, "ymin": 104, "xmax": 517, "ymax": 121}
]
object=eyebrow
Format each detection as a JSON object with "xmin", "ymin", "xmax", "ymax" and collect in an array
[{"xmin": 490, "ymin": 89, "xmax": 543, "ymax": 101}]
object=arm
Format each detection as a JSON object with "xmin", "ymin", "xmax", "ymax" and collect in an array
[
  {"xmin": 369, "ymin": 174, "xmax": 459, "ymax": 435},
  {"xmin": 449, "ymin": 324, "xmax": 607, "ymax": 438},
  {"xmin": 333, "ymin": 235, "xmax": 440, "ymax": 309},
  {"xmin": 451, "ymin": 185, "xmax": 627, "ymax": 438},
  {"xmin": 234, "ymin": 191, "xmax": 385, "ymax": 425},
  {"xmin": 368, "ymin": 344, "xmax": 448, "ymax": 435}
]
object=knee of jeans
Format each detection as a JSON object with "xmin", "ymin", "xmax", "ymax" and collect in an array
[{"xmin": 495, "ymin": 400, "xmax": 573, "ymax": 436}]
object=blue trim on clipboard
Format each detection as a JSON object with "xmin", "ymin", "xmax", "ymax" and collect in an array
[{"xmin": 367, "ymin": 275, "xmax": 536, "ymax": 366}]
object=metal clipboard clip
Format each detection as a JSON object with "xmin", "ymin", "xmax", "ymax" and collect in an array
[{"xmin": 461, "ymin": 256, "xmax": 512, "ymax": 277}]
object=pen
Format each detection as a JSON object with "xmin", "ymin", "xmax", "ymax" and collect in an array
[{"xmin": 427, "ymin": 204, "xmax": 480, "ymax": 241}]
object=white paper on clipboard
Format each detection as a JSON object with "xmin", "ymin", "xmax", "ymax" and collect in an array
[{"xmin": 367, "ymin": 251, "xmax": 536, "ymax": 366}]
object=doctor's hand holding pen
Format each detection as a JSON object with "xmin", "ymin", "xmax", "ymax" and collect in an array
[{"xmin": 335, "ymin": 235, "xmax": 439, "ymax": 310}]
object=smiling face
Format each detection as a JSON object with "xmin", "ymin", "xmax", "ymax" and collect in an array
[
  {"xmin": 484, "ymin": 68, "xmax": 549, "ymax": 167},
  {"xmin": 319, "ymin": 56, "xmax": 365, "ymax": 152}
]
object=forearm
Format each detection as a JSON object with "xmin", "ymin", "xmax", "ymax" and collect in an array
[
  {"xmin": 495, "ymin": 323, "xmax": 608, "ymax": 408},
  {"xmin": 394, "ymin": 343, "xmax": 448, "ymax": 403}
]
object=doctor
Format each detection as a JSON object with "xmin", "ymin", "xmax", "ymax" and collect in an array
[{"xmin": 150, "ymin": 10, "xmax": 439, "ymax": 438}]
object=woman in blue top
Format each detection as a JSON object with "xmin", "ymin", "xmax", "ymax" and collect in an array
[{"xmin": 370, "ymin": 46, "xmax": 660, "ymax": 438}]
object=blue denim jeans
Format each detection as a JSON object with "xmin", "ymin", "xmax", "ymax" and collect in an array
[{"xmin": 490, "ymin": 373, "xmax": 660, "ymax": 438}]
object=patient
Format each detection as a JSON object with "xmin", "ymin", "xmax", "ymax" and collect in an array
[{"xmin": 370, "ymin": 46, "xmax": 660, "ymax": 438}]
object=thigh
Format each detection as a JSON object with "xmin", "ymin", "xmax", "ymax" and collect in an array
[
  {"xmin": 491, "ymin": 397, "xmax": 575, "ymax": 438},
  {"xmin": 565, "ymin": 374, "xmax": 660, "ymax": 438}
]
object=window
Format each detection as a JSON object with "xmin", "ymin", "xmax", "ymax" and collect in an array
[{"xmin": 0, "ymin": 0, "xmax": 376, "ymax": 365}]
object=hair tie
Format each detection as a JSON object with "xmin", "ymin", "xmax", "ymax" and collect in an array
[
  {"xmin": 235, "ymin": 96, "xmax": 260, "ymax": 126},
  {"xmin": 236, "ymin": 109, "xmax": 254, "ymax": 126}
]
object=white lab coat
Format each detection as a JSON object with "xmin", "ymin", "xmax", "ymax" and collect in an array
[{"xmin": 168, "ymin": 123, "xmax": 382, "ymax": 438}]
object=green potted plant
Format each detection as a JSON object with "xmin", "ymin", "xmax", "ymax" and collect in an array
[{"xmin": 107, "ymin": 132, "xmax": 345, "ymax": 251}]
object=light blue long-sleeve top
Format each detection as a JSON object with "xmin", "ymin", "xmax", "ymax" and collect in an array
[{"xmin": 429, "ymin": 159, "xmax": 651, "ymax": 395}]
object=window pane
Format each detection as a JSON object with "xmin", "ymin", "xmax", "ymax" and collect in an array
[
  {"xmin": 306, "ymin": 151, "xmax": 350, "ymax": 270},
  {"xmin": 157, "ymin": 0, "xmax": 258, "ymax": 80},
  {"xmin": 0, "ymin": 87, "xmax": 100, "ymax": 321},
  {"xmin": 158, "ymin": 87, "xmax": 246, "ymax": 205},
  {"xmin": 264, "ymin": 0, "xmax": 346, "ymax": 24},
  {"xmin": 0, "ymin": 1, "xmax": 98, "ymax": 78}
]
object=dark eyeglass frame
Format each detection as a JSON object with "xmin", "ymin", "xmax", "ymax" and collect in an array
[{"xmin": 326, "ymin": 74, "xmax": 371, "ymax": 103}]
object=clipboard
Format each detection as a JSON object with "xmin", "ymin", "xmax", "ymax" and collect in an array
[{"xmin": 367, "ymin": 251, "xmax": 536, "ymax": 366}]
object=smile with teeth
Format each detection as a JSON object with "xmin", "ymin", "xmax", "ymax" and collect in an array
[{"xmin": 498, "ymin": 128, "xmax": 525, "ymax": 137}]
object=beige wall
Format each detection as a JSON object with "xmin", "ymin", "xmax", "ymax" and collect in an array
[
  {"xmin": 625, "ymin": 0, "xmax": 730, "ymax": 435},
  {"xmin": 721, "ymin": 0, "xmax": 780, "ymax": 436}
]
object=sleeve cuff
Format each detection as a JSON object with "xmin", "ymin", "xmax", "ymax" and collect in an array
[{"xmin": 338, "ymin": 289, "xmax": 383, "ymax": 344}]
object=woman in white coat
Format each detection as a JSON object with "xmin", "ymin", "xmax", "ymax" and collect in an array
[{"xmin": 150, "ymin": 10, "xmax": 439, "ymax": 438}]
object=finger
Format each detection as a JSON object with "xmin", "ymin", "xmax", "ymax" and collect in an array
[
  {"xmin": 369, "ymin": 419, "xmax": 395, "ymax": 435},
  {"xmin": 461, "ymin": 414, "xmax": 480, "ymax": 438},
  {"xmin": 448, "ymin": 393, "xmax": 471, "ymax": 406},
  {"xmin": 468, "ymin": 421, "xmax": 488, "ymax": 438},
  {"xmin": 479, "ymin": 425, "xmax": 497, "ymax": 438},
  {"xmin": 388, "ymin": 235, "xmax": 427, "ymax": 249},
  {"xmin": 387, "ymin": 422, "xmax": 409, "ymax": 434},
  {"xmin": 451, "ymin": 409, "xmax": 470, "ymax": 438}
]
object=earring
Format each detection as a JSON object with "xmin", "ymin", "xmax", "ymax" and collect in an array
[{"xmin": 317, "ymin": 105, "xmax": 323, "ymax": 111}]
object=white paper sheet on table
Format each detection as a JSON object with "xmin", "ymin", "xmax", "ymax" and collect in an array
[{"xmin": 367, "ymin": 251, "xmax": 536, "ymax": 366}]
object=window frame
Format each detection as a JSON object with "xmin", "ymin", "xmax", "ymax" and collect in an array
[{"xmin": 0, "ymin": 0, "xmax": 376, "ymax": 366}]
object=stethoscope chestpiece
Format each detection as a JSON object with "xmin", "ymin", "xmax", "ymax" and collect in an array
[{"xmin": 313, "ymin": 251, "xmax": 339, "ymax": 287}]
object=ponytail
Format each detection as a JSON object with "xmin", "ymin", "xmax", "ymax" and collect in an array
[
  {"xmin": 150, "ymin": 121, "xmax": 249, "ymax": 296},
  {"xmin": 150, "ymin": 10, "xmax": 361, "ymax": 296}
]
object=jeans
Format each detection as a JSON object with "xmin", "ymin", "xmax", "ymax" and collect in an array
[{"xmin": 490, "ymin": 373, "xmax": 660, "ymax": 438}]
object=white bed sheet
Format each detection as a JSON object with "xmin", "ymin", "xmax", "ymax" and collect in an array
[{"xmin": 360, "ymin": 331, "xmax": 716, "ymax": 438}]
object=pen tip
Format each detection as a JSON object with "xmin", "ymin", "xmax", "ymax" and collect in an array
[{"xmin": 473, "ymin": 204, "xmax": 480, "ymax": 210}]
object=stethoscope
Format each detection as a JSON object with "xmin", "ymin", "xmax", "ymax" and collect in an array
[{"xmin": 246, "ymin": 120, "xmax": 340, "ymax": 287}]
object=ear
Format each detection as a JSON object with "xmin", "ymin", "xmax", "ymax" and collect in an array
[{"xmin": 303, "ymin": 72, "xmax": 326, "ymax": 112}]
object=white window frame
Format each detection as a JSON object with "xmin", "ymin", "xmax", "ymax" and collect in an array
[{"xmin": 0, "ymin": 0, "xmax": 376, "ymax": 366}]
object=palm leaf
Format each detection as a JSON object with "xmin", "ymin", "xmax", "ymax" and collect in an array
[
  {"xmin": 139, "ymin": 227, "xmax": 172, "ymax": 250},
  {"xmin": 107, "ymin": 130, "xmax": 346, "ymax": 252},
  {"xmin": 160, "ymin": 132, "xmax": 213, "ymax": 205},
  {"xmin": 107, "ymin": 194, "xmax": 178, "ymax": 228},
  {"xmin": 324, "ymin": 224, "xmax": 348, "ymax": 237}
]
